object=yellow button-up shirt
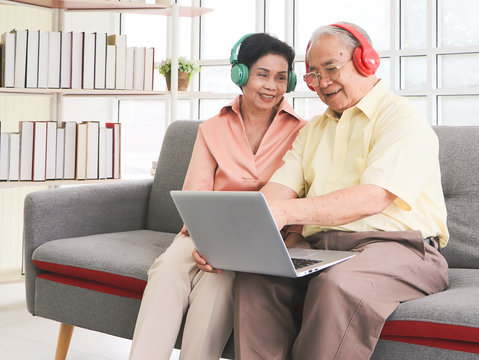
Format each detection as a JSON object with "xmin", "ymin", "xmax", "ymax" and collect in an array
[{"xmin": 270, "ymin": 80, "xmax": 449, "ymax": 247}]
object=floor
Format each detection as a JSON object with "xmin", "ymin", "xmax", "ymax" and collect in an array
[{"xmin": 0, "ymin": 273, "xmax": 181, "ymax": 360}]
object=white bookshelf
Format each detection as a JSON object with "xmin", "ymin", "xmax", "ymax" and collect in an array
[{"xmin": 0, "ymin": 0, "xmax": 212, "ymax": 188}]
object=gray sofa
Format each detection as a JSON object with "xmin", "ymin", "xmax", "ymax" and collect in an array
[{"xmin": 24, "ymin": 121, "xmax": 479, "ymax": 359}]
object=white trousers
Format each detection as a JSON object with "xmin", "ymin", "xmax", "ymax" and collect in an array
[{"xmin": 129, "ymin": 234, "xmax": 235, "ymax": 360}]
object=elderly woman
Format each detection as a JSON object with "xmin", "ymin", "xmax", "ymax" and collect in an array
[{"xmin": 129, "ymin": 32, "xmax": 306, "ymax": 360}]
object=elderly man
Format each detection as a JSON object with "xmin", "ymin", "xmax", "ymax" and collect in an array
[{"xmin": 234, "ymin": 23, "xmax": 449, "ymax": 360}]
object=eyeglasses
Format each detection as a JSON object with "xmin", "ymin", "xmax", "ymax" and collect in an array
[{"xmin": 303, "ymin": 60, "xmax": 352, "ymax": 88}]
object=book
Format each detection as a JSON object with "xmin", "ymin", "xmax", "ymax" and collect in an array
[
  {"xmin": 8, "ymin": 133, "xmax": 20, "ymax": 181},
  {"xmin": 19, "ymin": 121, "xmax": 34, "ymax": 181},
  {"xmin": 0, "ymin": 133, "xmax": 8, "ymax": 180},
  {"xmin": 60, "ymin": 31, "xmax": 72, "ymax": 89},
  {"xmin": 37, "ymin": 31, "xmax": 49, "ymax": 88},
  {"xmin": 62, "ymin": 121, "xmax": 77, "ymax": 179},
  {"xmin": 32, "ymin": 121, "xmax": 47, "ymax": 181},
  {"xmin": 125, "ymin": 46, "xmax": 135, "ymax": 90},
  {"xmin": 1, "ymin": 31, "xmax": 15, "ymax": 88},
  {"xmin": 76, "ymin": 122, "xmax": 87, "ymax": 180},
  {"xmin": 105, "ymin": 127, "xmax": 113, "ymax": 178},
  {"xmin": 45, "ymin": 121, "xmax": 57, "ymax": 180},
  {"xmin": 94, "ymin": 32, "xmax": 107, "ymax": 89},
  {"xmin": 48, "ymin": 31, "xmax": 61, "ymax": 88},
  {"xmin": 26, "ymin": 29, "xmax": 39, "ymax": 88},
  {"xmin": 56, "ymin": 125, "xmax": 65, "ymax": 179},
  {"xmin": 82, "ymin": 32, "xmax": 95, "ymax": 90},
  {"xmin": 14, "ymin": 29, "xmax": 28, "ymax": 88},
  {"xmin": 98, "ymin": 127, "xmax": 106, "ymax": 179},
  {"xmin": 105, "ymin": 45, "xmax": 116, "ymax": 90},
  {"xmin": 70, "ymin": 32, "xmax": 83, "ymax": 90},
  {"xmin": 106, "ymin": 122, "xmax": 121, "ymax": 179},
  {"xmin": 144, "ymin": 47, "xmax": 154, "ymax": 90},
  {"xmin": 76, "ymin": 121, "xmax": 99, "ymax": 180},
  {"xmin": 107, "ymin": 34, "xmax": 126, "ymax": 90},
  {"xmin": 85, "ymin": 121, "xmax": 99, "ymax": 180},
  {"xmin": 133, "ymin": 46, "xmax": 145, "ymax": 90}
]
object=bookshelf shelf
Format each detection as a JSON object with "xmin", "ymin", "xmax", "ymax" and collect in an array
[
  {"xmin": 0, "ymin": 88, "xmax": 220, "ymax": 100},
  {"xmin": 5, "ymin": 0, "xmax": 170, "ymax": 10},
  {"xmin": 1, "ymin": 0, "xmax": 213, "ymax": 16},
  {"xmin": 0, "ymin": 178, "xmax": 122, "ymax": 189},
  {"xmin": 0, "ymin": 87, "xmax": 169, "ymax": 96}
]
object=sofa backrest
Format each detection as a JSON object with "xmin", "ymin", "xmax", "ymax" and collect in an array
[
  {"xmin": 147, "ymin": 122, "xmax": 479, "ymax": 269},
  {"xmin": 147, "ymin": 120, "xmax": 200, "ymax": 233},
  {"xmin": 433, "ymin": 126, "xmax": 479, "ymax": 269}
]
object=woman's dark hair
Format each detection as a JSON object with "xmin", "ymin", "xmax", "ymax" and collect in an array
[{"xmin": 237, "ymin": 33, "xmax": 295, "ymax": 72}]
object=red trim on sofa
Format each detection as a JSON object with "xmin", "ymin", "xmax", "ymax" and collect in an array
[
  {"xmin": 34, "ymin": 261, "xmax": 479, "ymax": 355},
  {"xmin": 37, "ymin": 273, "xmax": 143, "ymax": 300},
  {"xmin": 33, "ymin": 260, "xmax": 147, "ymax": 293},
  {"xmin": 381, "ymin": 320, "xmax": 479, "ymax": 354}
]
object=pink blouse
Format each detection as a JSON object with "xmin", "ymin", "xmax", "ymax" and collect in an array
[{"xmin": 182, "ymin": 96, "xmax": 306, "ymax": 192}]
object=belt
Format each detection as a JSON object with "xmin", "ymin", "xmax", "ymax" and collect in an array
[{"xmin": 424, "ymin": 236, "xmax": 440, "ymax": 251}]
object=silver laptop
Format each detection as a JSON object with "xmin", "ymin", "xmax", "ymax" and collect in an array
[{"xmin": 170, "ymin": 191, "xmax": 356, "ymax": 278}]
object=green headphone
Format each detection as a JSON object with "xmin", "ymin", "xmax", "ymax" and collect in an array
[{"xmin": 230, "ymin": 34, "xmax": 297, "ymax": 93}]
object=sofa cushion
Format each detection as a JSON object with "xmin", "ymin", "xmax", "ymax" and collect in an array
[
  {"xmin": 433, "ymin": 126, "xmax": 479, "ymax": 268},
  {"xmin": 147, "ymin": 120, "xmax": 201, "ymax": 233},
  {"xmin": 32, "ymin": 230, "xmax": 176, "ymax": 297},
  {"xmin": 380, "ymin": 268, "xmax": 479, "ymax": 353}
]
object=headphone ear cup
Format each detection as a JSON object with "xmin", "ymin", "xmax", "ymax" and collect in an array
[
  {"xmin": 362, "ymin": 47, "xmax": 380, "ymax": 74},
  {"xmin": 231, "ymin": 63, "xmax": 249, "ymax": 87},
  {"xmin": 352, "ymin": 46, "xmax": 379, "ymax": 76},
  {"xmin": 286, "ymin": 71, "xmax": 297, "ymax": 93}
]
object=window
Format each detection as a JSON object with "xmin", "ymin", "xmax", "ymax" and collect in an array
[{"xmin": 120, "ymin": 0, "xmax": 479, "ymax": 178}]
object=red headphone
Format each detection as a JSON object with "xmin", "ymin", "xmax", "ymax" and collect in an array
[{"xmin": 304, "ymin": 23, "xmax": 380, "ymax": 91}]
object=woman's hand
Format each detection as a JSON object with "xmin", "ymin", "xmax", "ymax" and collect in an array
[
  {"xmin": 179, "ymin": 225, "xmax": 189, "ymax": 236},
  {"xmin": 193, "ymin": 249, "xmax": 223, "ymax": 273}
]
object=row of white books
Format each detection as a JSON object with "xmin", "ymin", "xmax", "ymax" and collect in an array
[
  {"xmin": 0, "ymin": 30, "xmax": 154, "ymax": 91},
  {"xmin": 0, "ymin": 121, "xmax": 121, "ymax": 182}
]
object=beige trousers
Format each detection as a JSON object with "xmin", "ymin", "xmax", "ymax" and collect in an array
[
  {"xmin": 130, "ymin": 234, "xmax": 235, "ymax": 360},
  {"xmin": 234, "ymin": 230, "xmax": 449, "ymax": 360}
]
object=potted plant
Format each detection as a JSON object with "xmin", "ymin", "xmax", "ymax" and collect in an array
[{"xmin": 158, "ymin": 57, "xmax": 200, "ymax": 91}]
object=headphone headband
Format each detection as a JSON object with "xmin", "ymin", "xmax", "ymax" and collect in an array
[
  {"xmin": 330, "ymin": 23, "xmax": 372, "ymax": 54},
  {"xmin": 230, "ymin": 33, "xmax": 255, "ymax": 65},
  {"xmin": 330, "ymin": 23, "xmax": 380, "ymax": 76}
]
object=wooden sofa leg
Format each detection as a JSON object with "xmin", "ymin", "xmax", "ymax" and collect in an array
[{"xmin": 55, "ymin": 323, "xmax": 74, "ymax": 360}]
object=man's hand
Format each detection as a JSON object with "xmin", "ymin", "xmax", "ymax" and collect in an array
[
  {"xmin": 269, "ymin": 200, "xmax": 289, "ymax": 231},
  {"xmin": 261, "ymin": 182, "xmax": 299, "ymax": 231},
  {"xmin": 193, "ymin": 249, "xmax": 223, "ymax": 273},
  {"xmin": 283, "ymin": 232, "xmax": 311, "ymax": 249}
]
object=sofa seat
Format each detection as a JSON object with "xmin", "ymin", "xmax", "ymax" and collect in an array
[
  {"xmin": 380, "ymin": 268, "xmax": 479, "ymax": 354},
  {"xmin": 32, "ymin": 230, "xmax": 175, "ymax": 299},
  {"xmin": 33, "ymin": 231, "xmax": 479, "ymax": 356}
]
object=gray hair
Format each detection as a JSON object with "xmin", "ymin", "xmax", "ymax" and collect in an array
[{"xmin": 306, "ymin": 22, "xmax": 373, "ymax": 62}]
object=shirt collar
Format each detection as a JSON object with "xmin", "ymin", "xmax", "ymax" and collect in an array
[
  {"xmin": 354, "ymin": 79, "xmax": 389, "ymax": 120},
  {"xmin": 219, "ymin": 95, "xmax": 303, "ymax": 122}
]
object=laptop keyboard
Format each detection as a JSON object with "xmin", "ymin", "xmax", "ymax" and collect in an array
[{"xmin": 292, "ymin": 258, "xmax": 322, "ymax": 269}]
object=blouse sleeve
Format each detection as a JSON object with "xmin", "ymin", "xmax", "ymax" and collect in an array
[{"xmin": 182, "ymin": 127, "xmax": 218, "ymax": 191}]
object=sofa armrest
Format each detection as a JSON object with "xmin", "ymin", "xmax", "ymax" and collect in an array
[
  {"xmin": 24, "ymin": 179, "xmax": 153, "ymax": 248},
  {"xmin": 24, "ymin": 179, "xmax": 153, "ymax": 314}
]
